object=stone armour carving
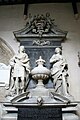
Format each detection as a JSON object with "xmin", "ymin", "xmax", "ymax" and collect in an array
[
  {"xmin": 50, "ymin": 48, "xmax": 69, "ymax": 96},
  {"xmin": 9, "ymin": 46, "xmax": 30, "ymax": 96}
]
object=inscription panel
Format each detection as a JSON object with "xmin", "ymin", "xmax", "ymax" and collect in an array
[{"xmin": 18, "ymin": 107, "xmax": 62, "ymax": 120}]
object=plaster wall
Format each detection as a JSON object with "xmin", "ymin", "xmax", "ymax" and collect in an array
[{"xmin": 0, "ymin": 3, "xmax": 80, "ymax": 100}]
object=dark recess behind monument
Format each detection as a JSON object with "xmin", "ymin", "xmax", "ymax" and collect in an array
[{"xmin": 0, "ymin": 0, "xmax": 79, "ymax": 5}]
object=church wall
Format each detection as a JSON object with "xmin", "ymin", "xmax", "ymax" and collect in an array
[{"xmin": 0, "ymin": 3, "xmax": 80, "ymax": 100}]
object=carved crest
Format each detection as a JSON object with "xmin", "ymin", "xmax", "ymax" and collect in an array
[
  {"xmin": 13, "ymin": 13, "xmax": 67, "ymax": 46},
  {"xmin": 14, "ymin": 13, "xmax": 67, "ymax": 36},
  {"xmin": 29, "ymin": 13, "xmax": 52, "ymax": 36}
]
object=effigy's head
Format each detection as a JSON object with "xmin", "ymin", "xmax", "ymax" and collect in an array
[{"xmin": 55, "ymin": 47, "xmax": 62, "ymax": 54}]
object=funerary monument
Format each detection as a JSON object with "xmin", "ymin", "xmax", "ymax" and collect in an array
[{"xmin": 0, "ymin": 13, "xmax": 79, "ymax": 120}]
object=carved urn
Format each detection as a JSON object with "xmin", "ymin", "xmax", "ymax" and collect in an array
[{"xmin": 31, "ymin": 56, "xmax": 50, "ymax": 86}]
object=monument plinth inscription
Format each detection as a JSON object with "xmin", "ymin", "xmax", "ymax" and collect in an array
[{"xmin": 18, "ymin": 106, "xmax": 62, "ymax": 120}]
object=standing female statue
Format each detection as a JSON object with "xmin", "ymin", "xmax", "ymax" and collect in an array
[
  {"xmin": 9, "ymin": 46, "xmax": 30, "ymax": 95},
  {"xmin": 50, "ymin": 48, "xmax": 69, "ymax": 96}
]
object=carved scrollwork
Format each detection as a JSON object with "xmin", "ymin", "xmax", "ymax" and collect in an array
[{"xmin": 32, "ymin": 40, "xmax": 50, "ymax": 46}]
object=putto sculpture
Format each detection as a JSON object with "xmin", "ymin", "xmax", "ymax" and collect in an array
[{"xmin": 9, "ymin": 46, "xmax": 30, "ymax": 96}]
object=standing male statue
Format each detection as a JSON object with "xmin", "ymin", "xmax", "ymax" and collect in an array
[
  {"xmin": 9, "ymin": 46, "xmax": 30, "ymax": 95},
  {"xmin": 50, "ymin": 47, "xmax": 69, "ymax": 96}
]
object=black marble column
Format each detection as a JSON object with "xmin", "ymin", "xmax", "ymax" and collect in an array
[{"xmin": 71, "ymin": 0, "xmax": 78, "ymax": 14}]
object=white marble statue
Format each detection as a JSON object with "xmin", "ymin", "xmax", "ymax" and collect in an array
[
  {"xmin": 50, "ymin": 47, "xmax": 69, "ymax": 96},
  {"xmin": 9, "ymin": 46, "xmax": 30, "ymax": 95}
]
